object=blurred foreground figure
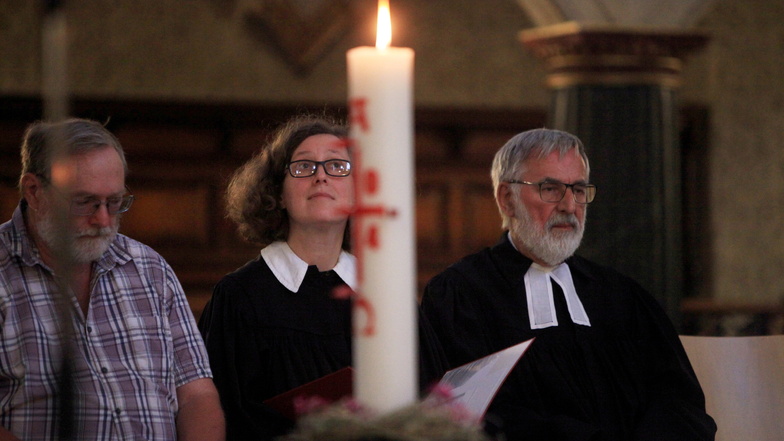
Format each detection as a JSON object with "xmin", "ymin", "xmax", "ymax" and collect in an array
[{"xmin": 0, "ymin": 118, "xmax": 224, "ymax": 440}]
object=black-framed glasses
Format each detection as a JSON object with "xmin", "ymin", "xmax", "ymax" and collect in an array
[
  {"xmin": 507, "ymin": 180, "xmax": 596, "ymax": 204},
  {"xmin": 286, "ymin": 159, "xmax": 352, "ymax": 178}
]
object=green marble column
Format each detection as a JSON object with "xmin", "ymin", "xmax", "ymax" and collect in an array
[{"xmin": 521, "ymin": 23, "xmax": 707, "ymax": 324}]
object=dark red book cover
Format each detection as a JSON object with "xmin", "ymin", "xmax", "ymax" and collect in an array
[{"xmin": 263, "ymin": 367, "xmax": 354, "ymax": 421}]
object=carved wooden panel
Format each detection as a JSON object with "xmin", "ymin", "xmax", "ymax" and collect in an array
[
  {"xmin": 462, "ymin": 182, "xmax": 502, "ymax": 250},
  {"xmin": 414, "ymin": 129, "xmax": 453, "ymax": 162},
  {"xmin": 0, "ymin": 185, "xmax": 17, "ymax": 220},
  {"xmin": 231, "ymin": 127, "xmax": 275, "ymax": 159},
  {"xmin": 115, "ymin": 125, "xmax": 222, "ymax": 159},
  {"xmin": 463, "ymin": 130, "xmax": 521, "ymax": 163},
  {"xmin": 121, "ymin": 185, "xmax": 212, "ymax": 247},
  {"xmin": 243, "ymin": 0, "xmax": 356, "ymax": 74}
]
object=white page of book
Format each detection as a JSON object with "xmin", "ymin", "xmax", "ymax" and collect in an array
[{"xmin": 434, "ymin": 338, "xmax": 535, "ymax": 420}]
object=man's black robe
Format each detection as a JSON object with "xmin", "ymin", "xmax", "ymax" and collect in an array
[{"xmin": 422, "ymin": 234, "xmax": 716, "ymax": 441}]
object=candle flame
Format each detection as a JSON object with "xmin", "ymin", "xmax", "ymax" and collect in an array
[{"xmin": 375, "ymin": 0, "xmax": 391, "ymax": 49}]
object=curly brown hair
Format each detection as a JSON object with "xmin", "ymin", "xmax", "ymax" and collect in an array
[{"xmin": 225, "ymin": 115, "xmax": 350, "ymax": 248}]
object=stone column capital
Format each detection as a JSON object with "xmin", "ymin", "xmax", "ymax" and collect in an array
[{"xmin": 520, "ymin": 22, "xmax": 709, "ymax": 88}]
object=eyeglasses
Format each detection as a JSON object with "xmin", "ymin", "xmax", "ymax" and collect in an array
[
  {"xmin": 507, "ymin": 180, "xmax": 596, "ymax": 204},
  {"xmin": 37, "ymin": 174, "xmax": 135, "ymax": 216},
  {"xmin": 286, "ymin": 159, "xmax": 352, "ymax": 178},
  {"xmin": 69, "ymin": 192, "xmax": 135, "ymax": 216}
]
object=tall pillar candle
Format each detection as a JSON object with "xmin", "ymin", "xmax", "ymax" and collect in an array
[{"xmin": 346, "ymin": 2, "xmax": 417, "ymax": 413}]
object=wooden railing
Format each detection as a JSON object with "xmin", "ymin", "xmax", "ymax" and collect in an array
[{"xmin": 681, "ymin": 298, "xmax": 784, "ymax": 336}]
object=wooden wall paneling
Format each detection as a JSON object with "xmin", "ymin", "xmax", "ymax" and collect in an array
[
  {"xmin": 0, "ymin": 121, "xmax": 26, "ymax": 157},
  {"xmin": 447, "ymin": 179, "xmax": 468, "ymax": 257},
  {"xmin": 414, "ymin": 128, "xmax": 456, "ymax": 162},
  {"xmin": 414, "ymin": 180, "xmax": 450, "ymax": 294},
  {"xmin": 0, "ymin": 185, "xmax": 18, "ymax": 220},
  {"xmin": 230, "ymin": 126, "xmax": 275, "ymax": 159},
  {"xmin": 462, "ymin": 181, "xmax": 502, "ymax": 252},
  {"xmin": 0, "ymin": 122, "xmax": 24, "ymax": 212},
  {"xmin": 114, "ymin": 124, "xmax": 223, "ymax": 158},
  {"xmin": 462, "ymin": 129, "xmax": 521, "ymax": 164},
  {"xmin": 120, "ymin": 184, "xmax": 211, "ymax": 247},
  {"xmin": 415, "ymin": 181, "xmax": 450, "ymax": 250}
]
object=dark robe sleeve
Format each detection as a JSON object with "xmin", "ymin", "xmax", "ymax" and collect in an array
[
  {"xmin": 416, "ymin": 304, "xmax": 449, "ymax": 393},
  {"xmin": 631, "ymin": 288, "xmax": 717, "ymax": 441},
  {"xmin": 198, "ymin": 276, "xmax": 293, "ymax": 441},
  {"xmin": 421, "ymin": 269, "xmax": 493, "ymax": 367}
]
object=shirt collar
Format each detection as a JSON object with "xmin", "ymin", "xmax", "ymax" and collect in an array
[
  {"xmin": 499, "ymin": 232, "xmax": 591, "ymax": 328},
  {"xmin": 524, "ymin": 261, "xmax": 591, "ymax": 328},
  {"xmin": 260, "ymin": 241, "xmax": 357, "ymax": 293},
  {"xmin": 5, "ymin": 201, "xmax": 43, "ymax": 268}
]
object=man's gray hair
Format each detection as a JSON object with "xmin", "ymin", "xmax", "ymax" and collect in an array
[
  {"xmin": 491, "ymin": 128, "xmax": 590, "ymax": 229},
  {"xmin": 19, "ymin": 118, "xmax": 128, "ymax": 194}
]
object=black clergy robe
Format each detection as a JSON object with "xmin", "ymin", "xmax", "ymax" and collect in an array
[
  {"xmin": 199, "ymin": 256, "xmax": 447, "ymax": 441},
  {"xmin": 421, "ymin": 234, "xmax": 716, "ymax": 441}
]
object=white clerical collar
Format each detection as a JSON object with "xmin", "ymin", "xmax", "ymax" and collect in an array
[
  {"xmin": 508, "ymin": 233, "xmax": 591, "ymax": 329},
  {"xmin": 260, "ymin": 241, "xmax": 357, "ymax": 293},
  {"xmin": 524, "ymin": 263, "xmax": 590, "ymax": 329}
]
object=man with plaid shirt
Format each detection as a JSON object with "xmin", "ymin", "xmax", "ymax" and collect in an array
[{"xmin": 0, "ymin": 118, "xmax": 224, "ymax": 440}]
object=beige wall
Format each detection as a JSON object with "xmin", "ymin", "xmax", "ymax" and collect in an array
[
  {"xmin": 697, "ymin": 0, "xmax": 784, "ymax": 304},
  {"xmin": 0, "ymin": 0, "xmax": 547, "ymax": 106},
  {"xmin": 1, "ymin": 0, "xmax": 782, "ymax": 304}
]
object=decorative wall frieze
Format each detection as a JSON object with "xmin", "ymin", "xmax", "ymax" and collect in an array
[
  {"xmin": 515, "ymin": 0, "xmax": 717, "ymax": 28},
  {"xmin": 520, "ymin": 22, "xmax": 708, "ymax": 88},
  {"xmin": 244, "ymin": 0, "xmax": 355, "ymax": 74}
]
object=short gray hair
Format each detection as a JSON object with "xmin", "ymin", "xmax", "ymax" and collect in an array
[
  {"xmin": 491, "ymin": 128, "xmax": 590, "ymax": 229},
  {"xmin": 19, "ymin": 118, "xmax": 128, "ymax": 194}
]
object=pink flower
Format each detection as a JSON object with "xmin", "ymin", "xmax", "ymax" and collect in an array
[{"xmin": 293, "ymin": 395, "xmax": 331, "ymax": 417}]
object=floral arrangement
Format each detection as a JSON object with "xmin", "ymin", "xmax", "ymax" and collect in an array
[{"xmin": 278, "ymin": 385, "xmax": 492, "ymax": 441}]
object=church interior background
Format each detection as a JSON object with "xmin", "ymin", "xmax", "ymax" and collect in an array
[{"xmin": 1, "ymin": 0, "xmax": 782, "ymax": 335}]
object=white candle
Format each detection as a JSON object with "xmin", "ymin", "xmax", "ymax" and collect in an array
[{"xmin": 347, "ymin": 0, "xmax": 418, "ymax": 413}]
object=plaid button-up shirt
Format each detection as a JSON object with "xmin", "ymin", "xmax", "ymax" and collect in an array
[{"xmin": 0, "ymin": 203, "xmax": 213, "ymax": 440}]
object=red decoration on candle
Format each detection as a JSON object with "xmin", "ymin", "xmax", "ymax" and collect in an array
[
  {"xmin": 332, "ymin": 285, "xmax": 376, "ymax": 336},
  {"xmin": 349, "ymin": 97, "xmax": 370, "ymax": 132},
  {"xmin": 365, "ymin": 169, "xmax": 379, "ymax": 194},
  {"xmin": 368, "ymin": 224, "xmax": 380, "ymax": 249}
]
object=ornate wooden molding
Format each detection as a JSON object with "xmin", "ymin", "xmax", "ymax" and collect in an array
[
  {"xmin": 515, "ymin": 0, "xmax": 718, "ymax": 28},
  {"xmin": 520, "ymin": 22, "xmax": 709, "ymax": 88},
  {"xmin": 244, "ymin": 0, "xmax": 355, "ymax": 75}
]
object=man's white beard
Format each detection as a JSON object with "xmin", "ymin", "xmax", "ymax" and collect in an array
[
  {"xmin": 511, "ymin": 201, "xmax": 584, "ymax": 266},
  {"xmin": 36, "ymin": 206, "xmax": 118, "ymax": 264}
]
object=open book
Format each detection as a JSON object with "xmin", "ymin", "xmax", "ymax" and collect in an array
[
  {"xmin": 435, "ymin": 338, "xmax": 534, "ymax": 419},
  {"xmin": 264, "ymin": 338, "xmax": 535, "ymax": 421}
]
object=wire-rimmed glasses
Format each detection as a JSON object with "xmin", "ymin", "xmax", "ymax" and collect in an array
[
  {"xmin": 68, "ymin": 192, "xmax": 135, "ymax": 216},
  {"xmin": 37, "ymin": 173, "xmax": 135, "ymax": 216},
  {"xmin": 507, "ymin": 180, "xmax": 596, "ymax": 204}
]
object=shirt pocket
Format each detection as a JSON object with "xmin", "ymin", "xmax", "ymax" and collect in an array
[{"xmin": 120, "ymin": 312, "xmax": 172, "ymax": 383}]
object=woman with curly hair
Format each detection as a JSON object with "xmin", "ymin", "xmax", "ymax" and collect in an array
[{"xmin": 198, "ymin": 115, "xmax": 446, "ymax": 441}]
